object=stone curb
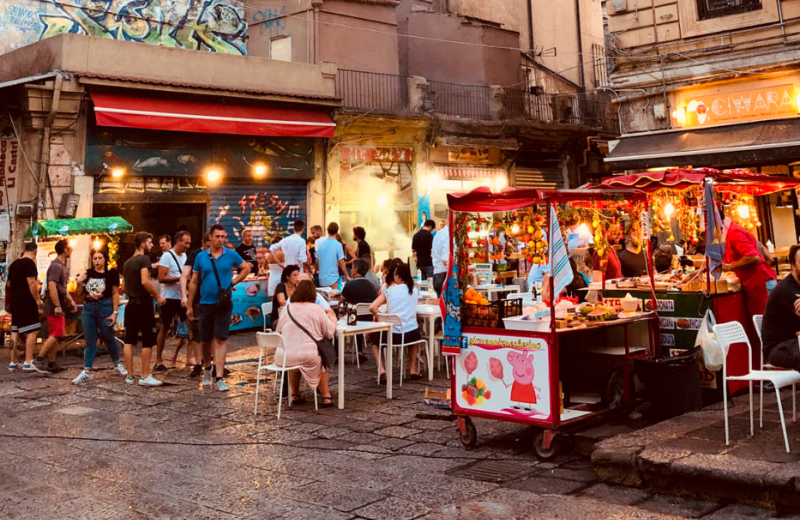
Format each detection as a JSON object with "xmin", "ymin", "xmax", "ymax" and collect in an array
[{"xmin": 591, "ymin": 394, "xmax": 800, "ymax": 511}]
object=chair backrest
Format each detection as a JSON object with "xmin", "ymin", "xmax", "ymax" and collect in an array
[
  {"xmin": 355, "ymin": 303, "xmax": 372, "ymax": 316},
  {"xmin": 377, "ymin": 313, "xmax": 403, "ymax": 328},
  {"xmin": 261, "ymin": 302, "xmax": 273, "ymax": 331},
  {"xmin": 712, "ymin": 321, "xmax": 753, "ymax": 373},
  {"xmin": 256, "ymin": 332, "xmax": 283, "ymax": 357}
]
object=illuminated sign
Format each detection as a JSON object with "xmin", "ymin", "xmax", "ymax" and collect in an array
[{"xmin": 673, "ymin": 84, "xmax": 798, "ymax": 128}]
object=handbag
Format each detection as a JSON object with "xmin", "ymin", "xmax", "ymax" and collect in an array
[
  {"xmin": 209, "ymin": 256, "xmax": 233, "ymax": 313},
  {"xmin": 695, "ymin": 309, "xmax": 724, "ymax": 372},
  {"xmin": 286, "ymin": 304, "xmax": 336, "ymax": 369}
]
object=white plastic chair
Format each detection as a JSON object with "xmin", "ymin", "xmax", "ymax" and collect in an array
[
  {"xmin": 254, "ymin": 332, "xmax": 318, "ymax": 419},
  {"xmin": 261, "ymin": 302, "xmax": 273, "ymax": 332},
  {"xmin": 377, "ymin": 313, "xmax": 429, "ymax": 387},
  {"xmin": 713, "ymin": 321, "xmax": 800, "ymax": 453},
  {"xmin": 752, "ymin": 314, "xmax": 797, "ymax": 428}
]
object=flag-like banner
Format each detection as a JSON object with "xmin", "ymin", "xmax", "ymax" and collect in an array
[
  {"xmin": 705, "ymin": 182, "xmax": 725, "ymax": 280},
  {"xmin": 549, "ymin": 204, "xmax": 573, "ymax": 298}
]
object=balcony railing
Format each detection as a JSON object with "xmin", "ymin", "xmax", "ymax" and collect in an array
[{"xmin": 335, "ymin": 69, "xmax": 619, "ymax": 133}]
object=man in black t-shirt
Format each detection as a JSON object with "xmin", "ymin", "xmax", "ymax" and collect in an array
[
  {"xmin": 761, "ymin": 245, "xmax": 800, "ymax": 371},
  {"xmin": 181, "ymin": 233, "xmax": 211, "ymax": 378},
  {"xmin": 340, "ymin": 259, "xmax": 378, "ymax": 363},
  {"xmin": 235, "ymin": 228, "xmax": 258, "ymax": 272},
  {"xmin": 617, "ymin": 230, "xmax": 648, "ymax": 277},
  {"xmin": 8, "ymin": 242, "xmax": 43, "ymax": 372},
  {"xmin": 412, "ymin": 220, "xmax": 435, "ymax": 280},
  {"xmin": 123, "ymin": 232, "xmax": 166, "ymax": 387}
]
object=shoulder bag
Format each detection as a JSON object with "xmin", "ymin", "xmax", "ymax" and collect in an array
[
  {"xmin": 209, "ymin": 255, "xmax": 233, "ymax": 313},
  {"xmin": 286, "ymin": 304, "xmax": 336, "ymax": 369}
]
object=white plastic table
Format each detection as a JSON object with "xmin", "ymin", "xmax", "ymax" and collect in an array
[
  {"xmin": 416, "ymin": 304, "xmax": 442, "ymax": 381},
  {"xmin": 335, "ymin": 320, "xmax": 393, "ymax": 409},
  {"xmin": 474, "ymin": 284, "xmax": 521, "ymax": 301}
]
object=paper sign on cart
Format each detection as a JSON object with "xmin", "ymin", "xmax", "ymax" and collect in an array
[{"xmin": 453, "ymin": 333, "xmax": 551, "ymax": 422}]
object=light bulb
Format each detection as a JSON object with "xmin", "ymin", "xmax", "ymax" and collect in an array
[
  {"xmin": 253, "ymin": 164, "xmax": 267, "ymax": 178},
  {"xmin": 206, "ymin": 169, "xmax": 221, "ymax": 183},
  {"xmin": 664, "ymin": 203, "xmax": 675, "ymax": 218},
  {"xmin": 92, "ymin": 239, "xmax": 103, "ymax": 251},
  {"xmin": 377, "ymin": 193, "xmax": 388, "ymax": 207},
  {"xmin": 737, "ymin": 204, "xmax": 750, "ymax": 220},
  {"xmin": 511, "ymin": 224, "xmax": 520, "ymax": 235},
  {"xmin": 111, "ymin": 168, "xmax": 125, "ymax": 179}
]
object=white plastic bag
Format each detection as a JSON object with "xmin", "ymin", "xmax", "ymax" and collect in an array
[{"xmin": 695, "ymin": 309, "xmax": 724, "ymax": 371}]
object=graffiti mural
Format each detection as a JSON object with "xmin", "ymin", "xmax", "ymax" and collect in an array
[
  {"xmin": 251, "ymin": 5, "xmax": 285, "ymax": 37},
  {"xmin": 0, "ymin": 0, "xmax": 247, "ymax": 54}
]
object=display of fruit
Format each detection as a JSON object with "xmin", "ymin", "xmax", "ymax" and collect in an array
[
  {"xmin": 464, "ymin": 288, "xmax": 489, "ymax": 306},
  {"xmin": 461, "ymin": 376, "xmax": 491, "ymax": 406}
]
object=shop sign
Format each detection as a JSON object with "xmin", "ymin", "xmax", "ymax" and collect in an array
[
  {"xmin": 674, "ymin": 317, "xmax": 703, "ymax": 331},
  {"xmin": 339, "ymin": 146, "xmax": 413, "ymax": 163},
  {"xmin": 661, "ymin": 333, "xmax": 676, "ymax": 347},
  {"xmin": 455, "ymin": 333, "xmax": 551, "ymax": 421},
  {"xmin": 674, "ymin": 84, "xmax": 798, "ymax": 128},
  {"xmin": 660, "ymin": 317, "xmax": 675, "ymax": 330},
  {"xmin": 98, "ymin": 176, "xmax": 207, "ymax": 194},
  {"xmin": 447, "ymin": 146, "xmax": 492, "ymax": 164},
  {"xmin": 0, "ymin": 135, "xmax": 19, "ymax": 209}
]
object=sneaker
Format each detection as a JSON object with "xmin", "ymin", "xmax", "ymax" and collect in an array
[
  {"xmin": 188, "ymin": 365, "xmax": 202, "ymax": 378},
  {"xmin": 72, "ymin": 370, "xmax": 93, "ymax": 385},
  {"xmin": 26, "ymin": 359, "xmax": 48, "ymax": 374},
  {"xmin": 138, "ymin": 375, "xmax": 163, "ymax": 387},
  {"xmin": 114, "ymin": 363, "xmax": 128, "ymax": 377},
  {"xmin": 125, "ymin": 375, "xmax": 135, "ymax": 385},
  {"xmin": 8, "ymin": 362, "xmax": 18, "ymax": 371},
  {"xmin": 47, "ymin": 363, "xmax": 65, "ymax": 374},
  {"xmin": 202, "ymin": 367, "xmax": 213, "ymax": 386},
  {"xmin": 215, "ymin": 379, "xmax": 229, "ymax": 392}
]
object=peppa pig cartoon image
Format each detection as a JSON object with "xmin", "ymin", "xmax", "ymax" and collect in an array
[{"xmin": 506, "ymin": 351, "xmax": 538, "ymax": 411}]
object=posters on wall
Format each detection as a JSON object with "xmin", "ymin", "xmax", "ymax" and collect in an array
[{"xmin": 454, "ymin": 333, "xmax": 551, "ymax": 421}]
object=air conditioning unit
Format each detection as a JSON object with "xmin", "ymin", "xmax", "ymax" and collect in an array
[{"xmin": 58, "ymin": 193, "xmax": 80, "ymax": 218}]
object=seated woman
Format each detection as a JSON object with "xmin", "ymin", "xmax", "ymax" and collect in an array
[
  {"xmin": 369, "ymin": 262, "xmax": 422, "ymax": 383},
  {"xmin": 275, "ymin": 280, "xmax": 337, "ymax": 407},
  {"xmin": 270, "ymin": 265, "xmax": 300, "ymax": 330}
]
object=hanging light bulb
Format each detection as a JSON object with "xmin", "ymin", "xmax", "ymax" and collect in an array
[
  {"xmin": 664, "ymin": 202, "xmax": 675, "ymax": 219},
  {"xmin": 92, "ymin": 238, "xmax": 103, "ymax": 251},
  {"xmin": 737, "ymin": 204, "xmax": 750, "ymax": 220},
  {"xmin": 511, "ymin": 223, "xmax": 520, "ymax": 235}
]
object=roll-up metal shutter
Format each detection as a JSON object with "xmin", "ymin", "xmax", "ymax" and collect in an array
[
  {"xmin": 512, "ymin": 167, "xmax": 565, "ymax": 190},
  {"xmin": 208, "ymin": 180, "xmax": 308, "ymax": 247}
]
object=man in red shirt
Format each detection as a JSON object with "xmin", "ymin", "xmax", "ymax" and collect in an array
[{"xmin": 722, "ymin": 217, "xmax": 776, "ymax": 319}]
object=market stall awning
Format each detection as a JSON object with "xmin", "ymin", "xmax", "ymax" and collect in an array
[
  {"xmin": 600, "ymin": 168, "xmax": 800, "ymax": 195},
  {"xmin": 604, "ymin": 118, "xmax": 800, "ymax": 170},
  {"xmin": 447, "ymin": 187, "xmax": 545, "ymax": 212},
  {"xmin": 91, "ymin": 93, "xmax": 336, "ymax": 138},
  {"xmin": 25, "ymin": 217, "xmax": 133, "ymax": 239}
]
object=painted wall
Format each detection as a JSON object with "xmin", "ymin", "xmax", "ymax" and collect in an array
[{"xmin": 0, "ymin": 0, "xmax": 248, "ymax": 56}]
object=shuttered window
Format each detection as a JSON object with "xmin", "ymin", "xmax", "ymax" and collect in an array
[{"xmin": 512, "ymin": 168, "xmax": 565, "ymax": 190}]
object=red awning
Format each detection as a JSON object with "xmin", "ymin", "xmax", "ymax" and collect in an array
[
  {"xmin": 91, "ymin": 93, "xmax": 336, "ymax": 138},
  {"xmin": 600, "ymin": 168, "xmax": 800, "ymax": 195}
]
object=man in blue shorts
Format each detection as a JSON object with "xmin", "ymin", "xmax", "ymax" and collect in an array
[{"xmin": 187, "ymin": 225, "xmax": 250, "ymax": 391}]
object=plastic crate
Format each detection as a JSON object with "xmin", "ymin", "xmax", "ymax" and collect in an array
[{"xmin": 462, "ymin": 297, "xmax": 522, "ymax": 328}]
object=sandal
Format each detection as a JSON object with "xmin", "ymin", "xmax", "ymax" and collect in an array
[
  {"xmin": 320, "ymin": 396, "xmax": 334, "ymax": 408},
  {"xmin": 290, "ymin": 395, "xmax": 306, "ymax": 406},
  {"xmin": 378, "ymin": 373, "xmax": 386, "ymax": 385}
]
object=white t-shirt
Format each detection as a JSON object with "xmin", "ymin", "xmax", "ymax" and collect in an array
[
  {"xmin": 278, "ymin": 234, "xmax": 308, "ymax": 272},
  {"xmin": 385, "ymin": 284, "xmax": 420, "ymax": 333},
  {"xmin": 158, "ymin": 249, "xmax": 186, "ymax": 300},
  {"xmin": 431, "ymin": 225, "xmax": 450, "ymax": 275}
]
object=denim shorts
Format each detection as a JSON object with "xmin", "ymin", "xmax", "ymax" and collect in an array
[{"xmin": 198, "ymin": 304, "xmax": 232, "ymax": 343}]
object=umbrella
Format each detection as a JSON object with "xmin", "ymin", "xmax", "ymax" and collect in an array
[{"xmin": 24, "ymin": 217, "xmax": 133, "ymax": 239}]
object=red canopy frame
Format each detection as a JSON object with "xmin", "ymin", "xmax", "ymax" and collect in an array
[{"xmin": 600, "ymin": 168, "xmax": 800, "ymax": 196}]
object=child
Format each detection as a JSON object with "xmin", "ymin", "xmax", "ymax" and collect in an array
[{"xmin": 170, "ymin": 318, "xmax": 192, "ymax": 367}]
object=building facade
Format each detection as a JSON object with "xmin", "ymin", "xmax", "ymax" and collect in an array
[{"xmin": 604, "ymin": 0, "xmax": 800, "ymax": 248}]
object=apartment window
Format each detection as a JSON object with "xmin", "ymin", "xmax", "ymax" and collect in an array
[
  {"xmin": 696, "ymin": 0, "xmax": 762, "ymax": 20},
  {"xmin": 270, "ymin": 36, "xmax": 291, "ymax": 62}
]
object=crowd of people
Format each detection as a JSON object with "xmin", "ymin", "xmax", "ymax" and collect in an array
[{"xmin": 4, "ymin": 217, "xmax": 449, "ymax": 402}]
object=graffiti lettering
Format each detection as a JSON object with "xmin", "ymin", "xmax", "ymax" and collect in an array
[
  {"xmin": 251, "ymin": 6, "xmax": 286, "ymax": 37},
  {"xmin": 37, "ymin": 0, "xmax": 247, "ymax": 55},
  {"xmin": 285, "ymin": 204, "xmax": 299, "ymax": 218},
  {"xmin": 5, "ymin": 6, "xmax": 43, "ymax": 33}
]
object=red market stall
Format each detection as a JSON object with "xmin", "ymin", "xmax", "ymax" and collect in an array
[
  {"xmin": 440, "ymin": 187, "xmax": 660, "ymax": 458},
  {"xmin": 599, "ymin": 168, "xmax": 800, "ymax": 393}
]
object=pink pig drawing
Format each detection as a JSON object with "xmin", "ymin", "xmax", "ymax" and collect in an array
[{"xmin": 507, "ymin": 351, "xmax": 537, "ymax": 411}]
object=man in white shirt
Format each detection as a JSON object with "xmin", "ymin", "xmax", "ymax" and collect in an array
[
  {"xmin": 155, "ymin": 230, "xmax": 190, "ymax": 371},
  {"xmin": 276, "ymin": 219, "xmax": 309, "ymax": 272},
  {"xmin": 431, "ymin": 224, "xmax": 450, "ymax": 297}
]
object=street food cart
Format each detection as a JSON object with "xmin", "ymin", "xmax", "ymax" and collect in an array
[
  {"xmin": 600, "ymin": 169, "xmax": 800, "ymax": 392},
  {"xmin": 441, "ymin": 187, "xmax": 659, "ymax": 458}
]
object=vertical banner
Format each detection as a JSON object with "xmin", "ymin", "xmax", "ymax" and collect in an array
[
  {"xmin": 549, "ymin": 204, "xmax": 572, "ymax": 298},
  {"xmin": 0, "ymin": 135, "xmax": 19, "ymax": 214}
]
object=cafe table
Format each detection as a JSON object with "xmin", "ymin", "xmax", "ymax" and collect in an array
[
  {"xmin": 336, "ymin": 319, "xmax": 393, "ymax": 409},
  {"xmin": 378, "ymin": 302, "xmax": 442, "ymax": 381}
]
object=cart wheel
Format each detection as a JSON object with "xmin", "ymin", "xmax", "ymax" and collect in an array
[
  {"xmin": 532, "ymin": 430, "xmax": 557, "ymax": 460},
  {"xmin": 458, "ymin": 417, "xmax": 477, "ymax": 449},
  {"xmin": 602, "ymin": 368, "xmax": 625, "ymax": 409}
]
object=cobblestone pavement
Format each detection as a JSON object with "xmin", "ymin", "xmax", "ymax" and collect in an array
[{"xmin": 0, "ymin": 334, "xmax": 790, "ymax": 519}]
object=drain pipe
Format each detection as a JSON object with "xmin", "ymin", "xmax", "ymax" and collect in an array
[
  {"xmin": 575, "ymin": 0, "xmax": 586, "ymax": 91},
  {"xmin": 37, "ymin": 74, "xmax": 63, "ymax": 220},
  {"xmin": 778, "ymin": 0, "xmax": 786, "ymax": 39},
  {"xmin": 312, "ymin": 0, "xmax": 322, "ymax": 63}
]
